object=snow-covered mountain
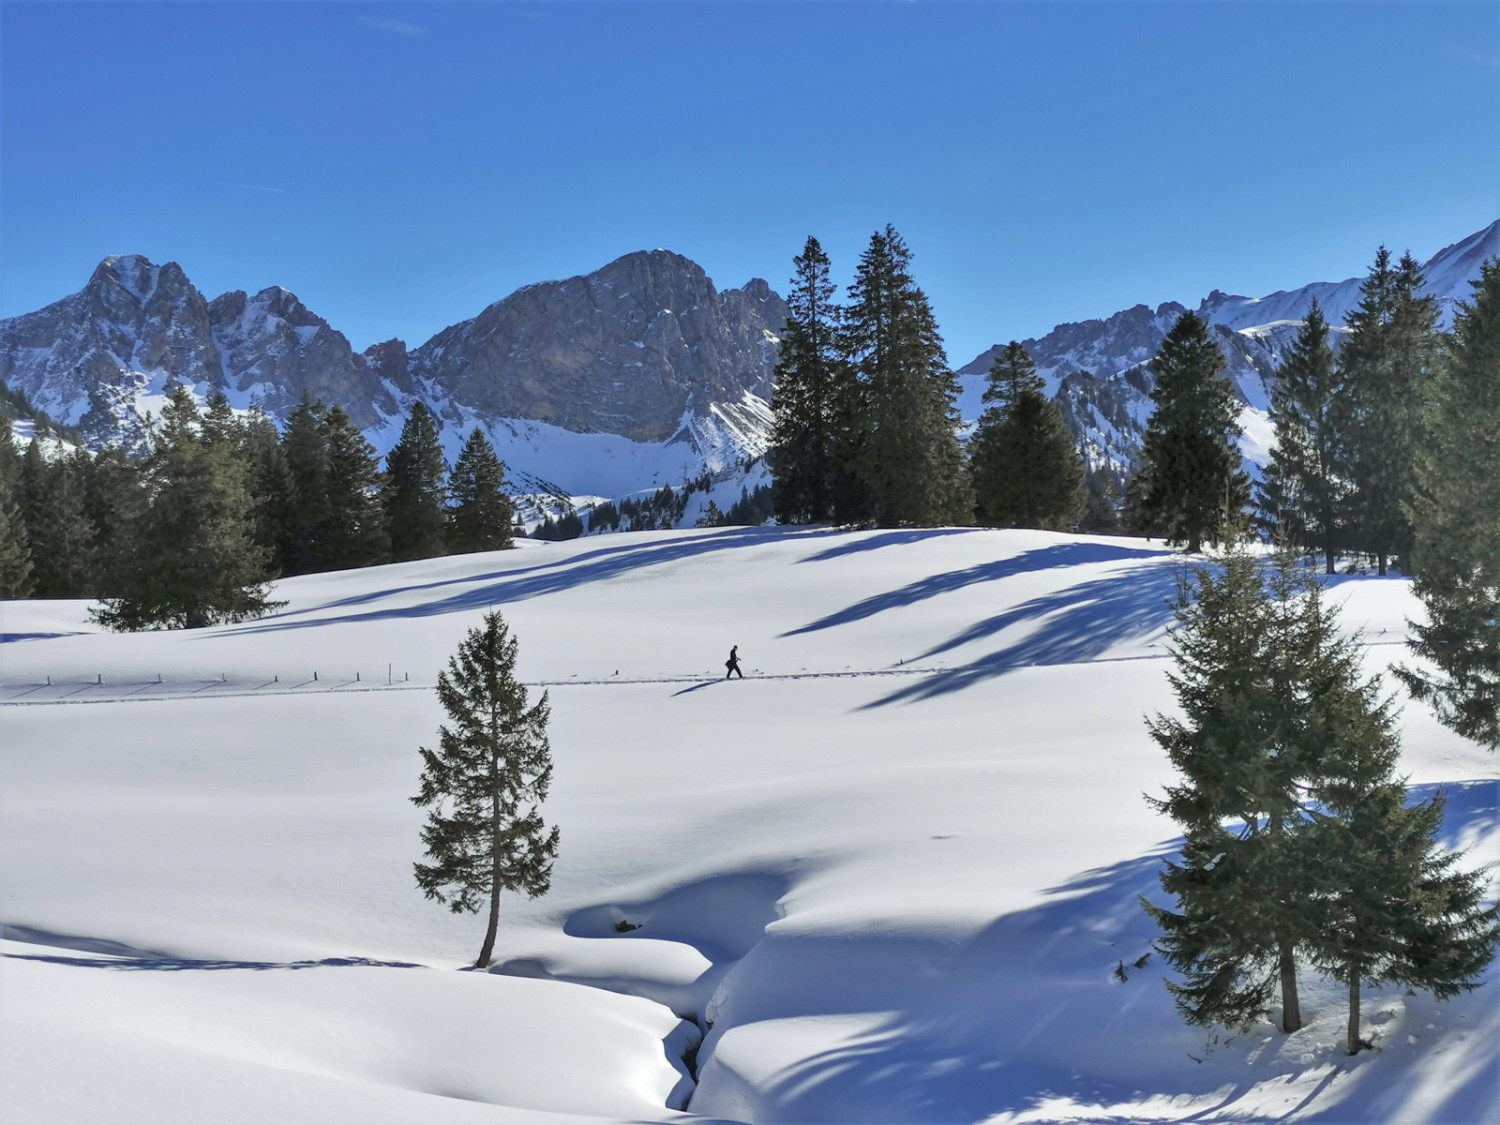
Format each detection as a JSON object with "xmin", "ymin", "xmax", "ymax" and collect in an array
[
  {"xmin": 1, "ymin": 221, "xmax": 1493, "ymax": 506},
  {"xmin": 956, "ymin": 219, "xmax": 1499, "ymax": 473}
]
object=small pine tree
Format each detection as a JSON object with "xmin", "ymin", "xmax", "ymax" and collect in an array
[
  {"xmin": 386, "ymin": 401, "xmax": 448, "ymax": 561},
  {"xmin": 969, "ymin": 341, "xmax": 1086, "ymax": 530},
  {"xmin": 446, "ymin": 428, "xmax": 514, "ymax": 554},
  {"xmin": 1130, "ymin": 313, "xmax": 1249, "ymax": 553},
  {"xmin": 1399, "ymin": 259, "xmax": 1500, "ymax": 749},
  {"xmin": 413, "ymin": 611, "xmax": 560, "ymax": 968}
]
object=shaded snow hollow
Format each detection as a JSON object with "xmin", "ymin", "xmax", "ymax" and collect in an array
[{"xmin": 1, "ymin": 526, "xmax": 1495, "ymax": 1124}]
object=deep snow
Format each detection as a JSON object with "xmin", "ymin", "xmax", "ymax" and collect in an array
[{"xmin": 1, "ymin": 527, "xmax": 1495, "ymax": 1123}]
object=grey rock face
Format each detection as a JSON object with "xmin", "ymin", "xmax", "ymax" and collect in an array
[
  {"xmin": 0, "ymin": 255, "xmax": 222, "ymax": 420},
  {"xmin": 403, "ymin": 250, "xmax": 787, "ymax": 442}
]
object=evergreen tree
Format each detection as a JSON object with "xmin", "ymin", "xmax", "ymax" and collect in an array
[
  {"xmin": 1306, "ymin": 719, "xmax": 1499, "ymax": 1053},
  {"xmin": 842, "ymin": 225, "xmax": 970, "ymax": 527},
  {"xmin": 1130, "ymin": 313, "xmax": 1249, "ymax": 552},
  {"xmin": 322, "ymin": 405, "xmax": 391, "ymax": 569},
  {"xmin": 1399, "ymin": 259, "xmax": 1500, "ymax": 749},
  {"xmin": 200, "ymin": 389, "xmax": 242, "ymax": 453},
  {"xmin": 1257, "ymin": 300, "xmax": 1347, "ymax": 573},
  {"xmin": 446, "ymin": 428, "xmax": 514, "ymax": 554},
  {"xmin": 1341, "ymin": 248, "xmax": 1440, "ymax": 574},
  {"xmin": 769, "ymin": 236, "xmax": 844, "ymax": 524},
  {"xmin": 969, "ymin": 342, "xmax": 1085, "ymax": 530},
  {"xmin": 78, "ymin": 446, "xmax": 147, "ymax": 597},
  {"xmin": 386, "ymin": 401, "xmax": 448, "ymax": 561},
  {"xmin": 18, "ymin": 443, "xmax": 95, "ymax": 597},
  {"xmin": 412, "ymin": 610, "xmax": 559, "ymax": 968},
  {"xmin": 0, "ymin": 501, "xmax": 34, "ymax": 597},
  {"xmin": 281, "ymin": 395, "xmax": 332, "ymax": 575},
  {"xmin": 243, "ymin": 407, "xmax": 297, "ymax": 572},
  {"xmin": 0, "ymin": 414, "xmax": 22, "ymax": 504},
  {"xmin": 92, "ymin": 385, "xmax": 280, "ymax": 630}
]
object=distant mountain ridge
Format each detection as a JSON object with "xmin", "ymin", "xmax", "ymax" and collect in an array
[{"xmin": 1, "ymin": 220, "xmax": 1493, "ymax": 508}]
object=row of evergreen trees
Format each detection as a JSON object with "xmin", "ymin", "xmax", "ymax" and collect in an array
[
  {"xmin": 0, "ymin": 390, "xmax": 516, "ymax": 627},
  {"xmin": 1146, "ymin": 544, "xmax": 1497, "ymax": 1053}
]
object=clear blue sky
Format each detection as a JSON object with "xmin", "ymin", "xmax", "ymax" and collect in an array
[{"xmin": 3, "ymin": 1, "xmax": 1496, "ymax": 368}]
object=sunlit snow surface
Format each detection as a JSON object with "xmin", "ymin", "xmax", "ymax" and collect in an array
[{"xmin": 1, "ymin": 527, "xmax": 1495, "ymax": 1124}]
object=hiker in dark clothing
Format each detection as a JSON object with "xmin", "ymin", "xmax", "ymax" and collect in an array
[{"xmin": 725, "ymin": 645, "xmax": 744, "ymax": 680}]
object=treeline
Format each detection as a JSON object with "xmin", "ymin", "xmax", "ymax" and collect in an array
[
  {"xmin": 0, "ymin": 389, "xmax": 516, "ymax": 628},
  {"xmin": 533, "ymin": 473, "xmax": 775, "ymax": 541},
  {"xmin": 767, "ymin": 226, "xmax": 1094, "ymax": 535}
]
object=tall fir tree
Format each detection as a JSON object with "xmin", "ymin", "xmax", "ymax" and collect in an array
[
  {"xmin": 386, "ymin": 401, "xmax": 449, "ymax": 561},
  {"xmin": 841, "ymin": 225, "xmax": 970, "ymax": 527},
  {"xmin": 92, "ymin": 385, "xmax": 280, "ymax": 630},
  {"xmin": 1257, "ymin": 299, "xmax": 1347, "ymax": 573},
  {"xmin": 322, "ymin": 405, "xmax": 391, "ymax": 570},
  {"xmin": 78, "ymin": 446, "xmax": 147, "ymax": 597},
  {"xmin": 969, "ymin": 341, "xmax": 1086, "ymax": 530},
  {"xmin": 1398, "ymin": 259, "xmax": 1500, "ymax": 749},
  {"xmin": 446, "ymin": 428, "xmax": 514, "ymax": 554},
  {"xmin": 243, "ymin": 406, "xmax": 297, "ymax": 573},
  {"xmin": 1129, "ymin": 312, "xmax": 1249, "ymax": 552},
  {"xmin": 0, "ymin": 414, "xmax": 23, "ymax": 504},
  {"xmin": 413, "ymin": 610, "xmax": 559, "ymax": 968},
  {"xmin": 281, "ymin": 394, "xmax": 333, "ymax": 575},
  {"xmin": 1340, "ymin": 248, "xmax": 1440, "ymax": 574},
  {"xmin": 0, "ymin": 501, "xmax": 35, "ymax": 597},
  {"xmin": 769, "ymin": 236, "xmax": 845, "ymax": 525},
  {"xmin": 18, "ymin": 442, "xmax": 96, "ymax": 597}
]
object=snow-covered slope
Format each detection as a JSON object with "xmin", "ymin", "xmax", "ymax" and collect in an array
[{"xmin": 2, "ymin": 527, "xmax": 1495, "ymax": 1123}]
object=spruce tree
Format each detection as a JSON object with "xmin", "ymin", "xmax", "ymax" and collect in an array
[
  {"xmin": 769, "ymin": 236, "xmax": 844, "ymax": 525},
  {"xmin": 92, "ymin": 385, "xmax": 280, "ymax": 630},
  {"xmin": 0, "ymin": 414, "xmax": 22, "ymax": 504},
  {"xmin": 0, "ymin": 502, "xmax": 34, "ymax": 597},
  {"xmin": 413, "ymin": 610, "xmax": 559, "ymax": 968},
  {"xmin": 243, "ymin": 407, "xmax": 297, "ymax": 572},
  {"xmin": 969, "ymin": 341, "xmax": 1085, "ymax": 530},
  {"xmin": 446, "ymin": 428, "xmax": 514, "ymax": 554},
  {"xmin": 1130, "ymin": 313, "xmax": 1249, "ymax": 552},
  {"xmin": 386, "ymin": 401, "xmax": 449, "ymax": 561},
  {"xmin": 281, "ymin": 395, "xmax": 332, "ymax": 575},
  {"xmin": 19, "ymin": 443, "xmax": 96, "ymax": 597},
  {"xmin": 1341, "ymin": 248, "xmax": 1440, "ymax": 574},
  {"xmin": 1399, "ymin": 259, "xmax": 1500, "ymax": 749},
  {"xmin": 1257, "ymin": 300, "xmax": 1347, "ymax": 573},
  {"xmin": 79, "ymin": 447, "xmax": 147, "ymax": 598},
  {"xmin": 322, "ymin": 405, "xmax": 391, "ymax": 569},
  {"xmin": 842, "ymin": 225, "xmax": 970, "ymax": 527}
]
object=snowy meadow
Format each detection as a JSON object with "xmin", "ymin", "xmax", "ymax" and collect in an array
[{"xmin": 1, "ymin": 526, "xmax": 1495, "ymax": 1124}]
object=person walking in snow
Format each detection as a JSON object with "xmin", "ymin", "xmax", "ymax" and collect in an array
[{"xmin": 724, "ymin": 645, "xmax": 744, "ymax": 680}]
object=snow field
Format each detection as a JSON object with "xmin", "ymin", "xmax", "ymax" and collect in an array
[{"xmin": 1, "ymin": 527, "xmax": 1495, "ymax": 1123}]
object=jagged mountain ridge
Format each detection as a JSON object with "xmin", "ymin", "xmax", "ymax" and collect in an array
[
  {"xmin": 1, "ymin": 221, "xmax": 1493, "ymax": 507},
  {"xmin": 956, "ymin": 219, "xmax": 1499, "ymax": 472}
]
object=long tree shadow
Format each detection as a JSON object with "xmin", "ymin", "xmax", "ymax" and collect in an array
[
  {"xmin": 796, "ymin": 527, "xmax": 986, "ymax": 563},
  {"xmin": 219, "ymin": 527, "xmax": 780, "ymax": 636},
  {"xmin": 726, "ymin": 780, "xmax": 1498, "ymax": 1123},
  {"xmin": 863, "ymin": 563, "xmax": 1179, "ymax": 707},
  {"xmin": 784, "ymin": 542, "xmax": 1172, "ymax": 639}
]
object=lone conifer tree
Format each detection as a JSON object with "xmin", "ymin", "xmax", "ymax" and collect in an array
[
  {"xmin": 1129, "ymin": 313, "xmax": 1248, "ymax": 552},
  {"xmin": 413, "ymin": 611, "xmax": 559, "ymax": 968},
  {"xmin": 446, "ymin": 428, "xmax": 514, "ymax": 554},
  {"xmin": 969, "ymin": 341, "xmax": 1085, "ymax": 530},
  {"xmin": 1257, "ymin": 299, "xmax": 1347, "ymax": 573},
  {"xmin": 386, "ymin": 401, "xmax": 448, "ymax": 561},
  {"xmin": 1399, "ymin": 259, "xmax": 1500, "ymax": 750}
]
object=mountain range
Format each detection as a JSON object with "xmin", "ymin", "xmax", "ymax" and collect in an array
[{"xmin": 2, "ymin": 220, "xmax": 1494, "ymax": 510}]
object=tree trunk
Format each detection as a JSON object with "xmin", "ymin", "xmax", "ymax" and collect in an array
[
  {"xmin": 475, "ymin": 786, "xmax": 502, "ymax": 969},
  {"xmin": 1377, "ymin": 553, "xmax": 1388, "ymax": 577},
  {"xmin": 1324, "ymin": 545, "xmax": 1335, "ymax": 576},
  {"xmin": 1279, "ymin": 939, "xmax": 1302, "ymax": 1032},
  {"xmin": 1347, "ymin": 974, "xmax": 1362, "ymax": 1054}
]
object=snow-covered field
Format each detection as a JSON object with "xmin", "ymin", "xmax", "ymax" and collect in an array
[{"xmin": 1, "ymin": 527, "xmax": 1494, "ymax": 1124}]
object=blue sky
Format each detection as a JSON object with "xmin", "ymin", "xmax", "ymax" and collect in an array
[{"xmin": 2, "ymin": 1, "xmax": 1496, "ymax": 367}]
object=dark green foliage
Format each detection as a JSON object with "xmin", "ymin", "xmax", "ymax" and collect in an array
[
  {"xmin": 91, "ymin": 385, "xmax": 281, "ymax": 630},
  {"xmin": 1399, "ymin": 259, "xmax": 1500, "ymax": 749},
  {"xmin": 586, "ymin": 500, "xmax": 620, "ymax": 533},
  {"xmin": 532, "ymin": 510, "xmax": 584, "ymax": 541},
  {"xmin": 322, "ymin": 406, "xmax": 390, "ymax": 570},
  {"xmin": 1081, "ymin": 464, "xmax": 1124, "ymax": 533},
  {"xmin": 78, "ymin": 447, "xmax": 147, "ymax": 596},
  {"xmin": 725, "ymin": 483, "xmax": 775, "ymax": 526},
  {"xmin": 446, "ymin": 428, "xmax": 514, "ymax": 554},
  {"xmin": 770, "ymin": 237, "xmax": 845, "ymax": 524},
  {"xmin": 18, "ymin": 443, "xmax": 95, "ymax": 597},
  {"xmin": 0, "ymin": 501, "xmax": 34, "ymax": 597},
  {"xmin": 1340, "ymin": 248, "xmax": 1440, "ymax": 574},
  {"xmin": 1130, "ymin": 313, "xmax": 1249, "ymax": 552},
  {"xmin": 696, "ymin": 499, "xmax": 726, "ymax": 528},
  {"xmin": 969, "ymin": 342, "xmax": 1086, "ymax": 530},
  {"xmin": 385, "ymin": 401, "xmax": 448, "ymax": 561},
  {"xmin": 243, "ymin": 407, "xmax": 298, "ymax": 570},
  {"xmin": 280, "ymin": 395, "xmax": 333, "ymax": 575},
  {"xmin": 842, "ymin": 226, "xmax": 971, "ymax": 527},
  {"xmin": 1257, "ymin": 300, "xmax": 1347, "ymax": 573},
  {"xmin": 0, "ymin": 415, "xmax": 24, "ymax": 503},
  {"xmin": 412, "ymin": 610, "xmax": 559, "ymax": 968}
]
